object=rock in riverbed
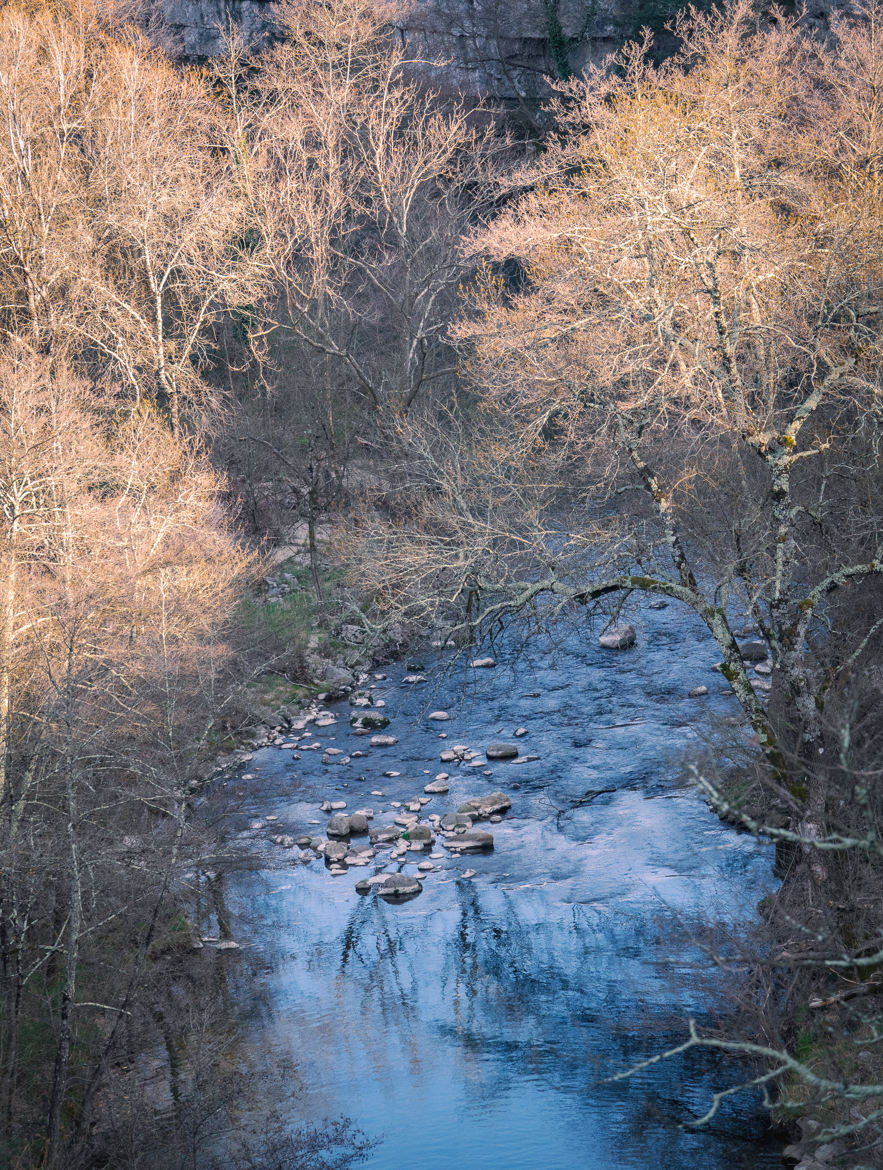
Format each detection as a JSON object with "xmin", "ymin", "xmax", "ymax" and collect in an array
[
  {"xmin": 424, "ymin": 778, "xmax": 449, "ymax": 794},
  {"xmin": 469, "ymin": 657, "xmax": 496, "ymax": 669},
  {"xmin": 458, "ymin": 791, "xmax": 512, "ymax": 818},
  {"xmin": 369, "ymin": 824, "xmax": 402, "ymax": 844},
  {"xmin": 378, "ymin": 873, "xmax": 423, "ymax": 900},
  {"xmin": 598, "ymin": 623, "xmax": 636, "ymax": 649},
  {"xmin": 445, "ymin": 831, "xmax": 494, "ymax": 852},
  {"xmin": 348, "ymin": 812, "xmax": 370, "ymax": 834},
  {"xmin": 486, "ymin": 743, "xmax": 518, "ymax": 761},
  {"xmin": 739, "ymin": 640, "xmax": 769, "ymax": 661},
  {"xmin": 370, "ymin": 734, "xmax": 398, "ymax": 747},
  {"xmin": 326, "ymin": 814, "xmax": 351, "ymax": 837},
  {"xmin": 403, "ymin": 823, "xmax": 434, "ymax": 843}
]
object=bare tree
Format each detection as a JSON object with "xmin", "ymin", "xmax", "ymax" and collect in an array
[{"xmin": 236, "ymin": 0, "xmax": 501, "ymax": 425}]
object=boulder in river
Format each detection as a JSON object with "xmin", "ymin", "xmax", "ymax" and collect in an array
[
  {"xmin": 688, "ymin": 685, "xmax": 708, "ymax": 698},
  {"xmin": 469, "ymin": 657, "xmax": 496, "ymax": 669},
  {"xmin": 459, "ymin": 791, "xmax": 512, "ymax": 818},
  {"xmin": 486, "ymin": 742, "xmax": 518, "ymax": 760},
  {"xmin": 424, "ymin": 779, "xmax": 449, "ymax": 794},
  {"xmin": 739, "ymin": 640, "xmax": 769, "ymax": 661},
  {"xmin": 403, "ymin": 823, "xmax": 433, "ymax": 843},
  {"xmin": 326, "ymin": 814, "xmax": 351, "ymax": 837},
  {"xmin": 324, "ymin": 841, "xmax": 348, "ymax": 864},
  {"xmin": 445, "ymin": 831, "xmax": 494, "ymax": 852},
  {"xmin": 370, "ymin": 734, "xmax": 398, "ymax": 747},
  {"xmin": 369, "ymin": 824, "xmax": 402, "ymax": 844},
  {"xmin": 441, "ymin": 812, "xmax": 474, "ymax": 830},
  {"xmin": 377, "ymin": 873, "xmax": 423, "ymax": 901},
  {"xmin": 351, "ymin": 712, "xmax": 390, "ymax": 731},
  {"xmin": 348, "ymin": 812, "xmax": 370, "ymax": 835},
  {"xmin": 428, "ymin": 710, "xmax": 450, "ymax": 721},
  {"xmin": 598, "ymin": 623, "xmax": 636, "ymax": 649}
]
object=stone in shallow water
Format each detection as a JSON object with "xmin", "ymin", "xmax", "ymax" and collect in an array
[
  {"xmin": 348, "ymin": 812, "xmax": 370, "ymax": 835},
  {"xmin": 459, "ymin": 791, "xmax": 511, "ymax": 818},
  {"xmin": 598, "ymin": 623, "xmax": 636, "ymax": 649},
  {"xmin": 417, "ymin": 861, "xmax": 434, "ymax": 872},
  {"xmin": 461, "ymin": 869, "xmax": 477, "ymax": 879},
  {"xmin": 369, "ymin": 824, "xmax": 402, "ymax": 844},
  {"xmin": 440, "ymin": 812, "xmax": 474, "ymax": 831},
  {"xmin": 324, "ymin": 841, "xmax": 348, "ymax": 863},
  {"xmin": 378, "ymin": 873, "xmax": 422, "ymax": 900},
  {"xmin": 739, "ymin": 640, "xmax": 769, "ymax": 661},
  {"xmin": 428, "ymin": 710, "xmax": 450, "ymax": 721},
  {"xmin": 425, "ymin": 779, "xmax": 449, "ymax": 794},
  {"xmin": 370, "ymin": 734, "xmax": 398, "ymax": 747},
  {"xmin": 326, "ymin": 814, "xmax": 350, "ymax": 837},
  {"xmin": 688, "ymin": 685, "xmax": 708, "ymax": 698},
  {"xmin": 486, "ymin": 742, "xmax": 518, "ymax": 760},
  {"xmin": 469, "ymin": 657, "xmax": 496, "ymax": 669},
  {"xmin": 514, "ymin": 727, "xmax": 528, "ymax": 737},
  {"xmin": 445, "ymin": 831, "xmax": 494, "ymax": 852},
  {"xmin": 403, "ymin": 823, "xmax": 433, "ymax": 843}
]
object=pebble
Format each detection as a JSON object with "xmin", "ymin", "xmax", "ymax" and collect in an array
[
  {"xmin": 430, "ymin": 852, "xmax": 444, "ymax": 859},
  {"xmin": 383, "ymin": 770, "xmax": 401, "ymax": 777},
  {"xmin": 688, "ymin": 685, "xmax": 709, "ymax": 698},
  {"xmin": 370, "ymin": 735, "xmax": 398, "ymax": 747},
  {"xmin": 461, "ymin": 869, "xmax": 477, "ymax": 879},
  {"xmin": 330, "ymin": 801, "xmax": 346, "ymax": 810},
  {"xmin": 514, "ymin": 727, "xmax": 528, "ymax": 737},
  {"xmin": 371, "ymin": 790, "xmax": 384, "ymax": 796},
  {"xmin": 469, "ymin": 657, "xmax": 496, "ymax": 669},
  {"xmin": 429, "ymin": 711, "xmax": 450, "ymax": 721},
  {"xmin": 265, "ymin": 815, "xmax": 278, "ymax": 821},
  {"xmin": 417, "ymin": 861, "xmax": 434, "ymax": 872}
]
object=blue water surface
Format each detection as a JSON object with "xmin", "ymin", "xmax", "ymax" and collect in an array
[{"xmin": 219, "ymin": 601, "xmax": 785, "ymax": 1169}]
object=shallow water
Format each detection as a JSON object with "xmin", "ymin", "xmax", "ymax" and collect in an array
[{"xmin": 219, "ymin": 602, "xmax": 785, "ymax": 1168}]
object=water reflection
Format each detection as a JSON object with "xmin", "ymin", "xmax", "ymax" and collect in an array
[{"xmin": 221, "ymin": 608, "xmax": 785, "ymax": 1169}]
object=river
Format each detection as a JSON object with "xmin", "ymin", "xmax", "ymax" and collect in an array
[{"xmin": 216, "ymin": 600, "xmax": 785, "ymax": 1168}]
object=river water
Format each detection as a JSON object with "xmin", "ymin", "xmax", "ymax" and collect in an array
[{"xmin": 219, "ymin": 601, "xmax": 785, "ymax": 1168}]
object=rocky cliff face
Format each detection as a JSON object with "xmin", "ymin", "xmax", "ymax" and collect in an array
[
  {"xmin": 157, "ymin": 0, "xmax": 848, "ymax": 96},
  {"xmin": 159, "ymin": 0, "xmax": 274, "ymax": 56},
  {"xmin": 158, "ymin": 0, "xmax": 639, "ymax": 94}
]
